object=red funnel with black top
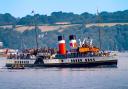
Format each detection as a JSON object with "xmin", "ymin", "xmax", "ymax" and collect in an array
[{"xmin": 58, "ymin": 36, "xmax": 66, "ymax": 55}]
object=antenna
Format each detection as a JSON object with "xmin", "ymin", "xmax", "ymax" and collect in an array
[
  {"xmin": 79, "ymin": 39, "xmax": 82, "ymax": 47},
  {"xmin": 82, "ymin": 38, "xmax": 86, "ymax": 45},
  {"xmin": 90, "ymin": 39, "xmax": 93, "ymax": 46}
]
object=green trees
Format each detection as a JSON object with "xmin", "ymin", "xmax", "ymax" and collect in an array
[
  {"xmin": 0, "ymin": 10, "xmax": 128, "ymax": 25},
  {"xmin": 0, "ymin": 13, "xmax": 16, "ymax": 25},
  {"xmin": 0, "ymin": 28, "xmax": 21, "ymax": 48},
  {"xmin": 0, "ymin": 10, "xmax": 128, "ymax": 51},
  {"xmin": 0, "ymin": 25, "xmax": 128, "ymax": 51}
]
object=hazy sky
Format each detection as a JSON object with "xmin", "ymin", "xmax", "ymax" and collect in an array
[{"xmin": 0, "ymin": 0, "xmax": 127, "ymax": 17}]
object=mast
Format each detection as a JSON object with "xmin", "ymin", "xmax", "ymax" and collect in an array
[
  {"xmin": 97, "ymin": 9, "xmax": 102, "ymax": 50},
  {"xmin": 32, "ymin": 11, "xmax": 39, "ymax": 49}
]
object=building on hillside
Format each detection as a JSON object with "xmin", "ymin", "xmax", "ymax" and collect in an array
[
  {"xmin": 0, "ymin": 42, "xmax": 3, "ymax": 48},
  {"xmin": 54, "ymin": 22, "xmax": 71, "ymax": 25}
]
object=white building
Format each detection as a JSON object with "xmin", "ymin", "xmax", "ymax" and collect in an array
[{"xmin": 0, "ymin": 42, "xmax": 3, "ymax": 48}]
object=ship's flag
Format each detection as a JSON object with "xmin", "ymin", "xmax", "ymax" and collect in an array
[{"xmin": 31, "ymin": 10, "xmax": 34, "ymax": 14}]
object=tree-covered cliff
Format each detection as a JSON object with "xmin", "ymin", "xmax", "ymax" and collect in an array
[{"xmin": 0, "ymin": 25, "xmax": 128, "ymax": 51}]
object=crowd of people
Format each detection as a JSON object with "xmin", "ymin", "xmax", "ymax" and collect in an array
[{"xmin": 7, "ymin": 47, "xmax": 57, "ymax": 59}]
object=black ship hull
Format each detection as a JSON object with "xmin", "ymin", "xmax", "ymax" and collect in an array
[
  {"xmin": 42, "ymin": 60, "xmax": 117, "ymax": 68},
  {"xmin": 6, "ymin": 60, "xmax": 117, "ymax": 68}
]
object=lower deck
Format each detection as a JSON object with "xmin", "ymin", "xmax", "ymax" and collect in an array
[{"xmin": 6, "ymin": 56, "xmax": 118, "ymax": 68}]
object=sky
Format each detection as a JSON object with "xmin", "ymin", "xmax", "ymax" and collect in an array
[{"xmin": 0, "ymin": 0, "xmax": 128, "ymax": 17}]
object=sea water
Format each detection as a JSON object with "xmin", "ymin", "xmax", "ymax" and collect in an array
[{"xmin": 0, "ymin": 53, "xmax": 128, "ymax": 89}]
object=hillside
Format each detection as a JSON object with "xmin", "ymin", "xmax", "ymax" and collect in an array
[
  {"xmin": 0, "ymin": 24, "xmax": 76, "ymax": 32},
  {"xmin": 0, "ymin": 24, "xmax": 128, "ymax": 51},
  {"xmin": 0, "ymin": 10, "xmax": 128, "ymax": 51},
  {"xmin": 0, "ymin": 10, "xmax": 128, "ymax": 26},
  {"xmin": 1, "ymin": 23, "xmax": 128, "ymax": 32}
]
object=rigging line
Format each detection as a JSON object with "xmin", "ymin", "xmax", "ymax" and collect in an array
[
  {"xmin": 32, "ymin": 10, "xmax": 39, "ymax": 49},
  {"xmin": 97, "ymin": 9, "xmax": 102, "ymax": 50}
]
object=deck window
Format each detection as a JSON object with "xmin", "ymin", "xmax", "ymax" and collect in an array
[
  {"xmin": 80, "ymin": 59, "xmax": 82, "ymax": 62},
  {"xmin": 88, "ymin": 59, "xmax": 90, "ymax": 62},
  {"xmin": 85, "ymin": 59, "xmax": 87, "ymax": 62}
]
